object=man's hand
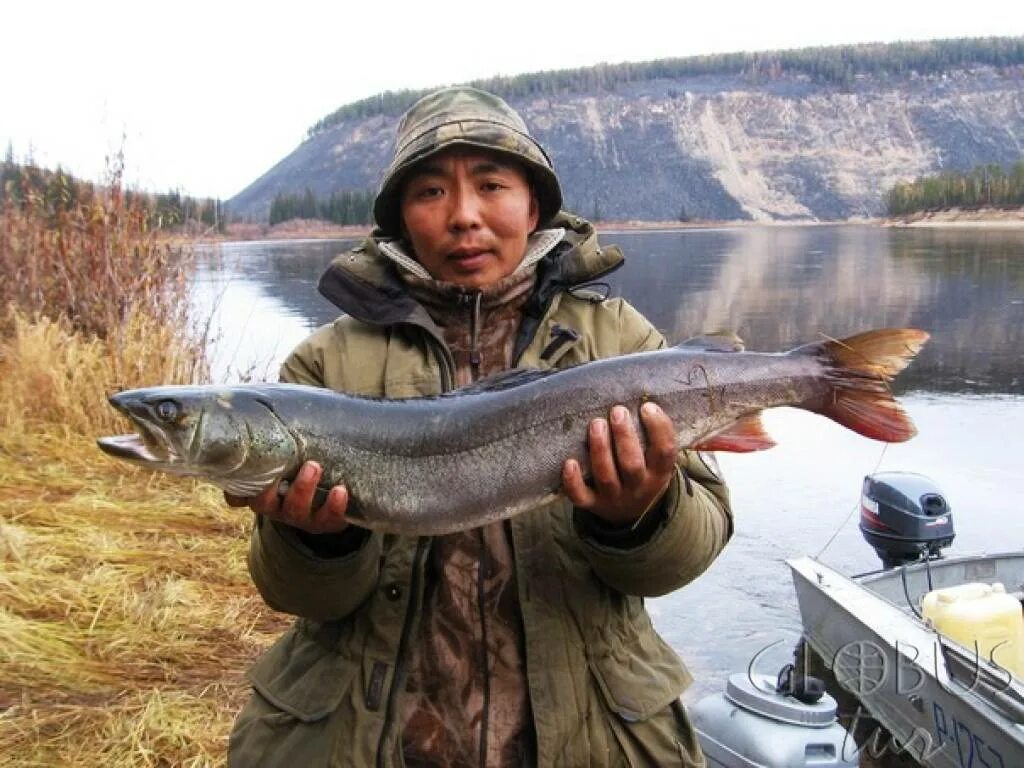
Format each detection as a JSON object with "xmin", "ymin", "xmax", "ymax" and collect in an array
[
  {"xmin": 224, "ymin": 460, "xmax": 350, "ymax": 534},
  {"xmin": 562, "ymin": 402, "xmax": 677, "ymax": 527}
]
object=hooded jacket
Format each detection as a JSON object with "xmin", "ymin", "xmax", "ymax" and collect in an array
[{"xmin": 228, "ymin": 213, "xmax": 733, "ymax": 767}]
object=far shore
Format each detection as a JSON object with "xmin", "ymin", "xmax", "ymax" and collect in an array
[
  {"xmin": 880, "ymin": 206, "xmax": 1024, "ymax": 229},
  {"xmin": 201, "ymin": 207, "xmax": 1024, "ymax": 244}
]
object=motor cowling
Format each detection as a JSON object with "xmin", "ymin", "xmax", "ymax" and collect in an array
[{"xmin": 859, "ymin": 472, "xmax": 955, "ymax": 569}]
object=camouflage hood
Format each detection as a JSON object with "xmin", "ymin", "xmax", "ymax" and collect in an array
[{"xmin": 372, "ymin": 86, "xmax": 562, "ymax": 236}]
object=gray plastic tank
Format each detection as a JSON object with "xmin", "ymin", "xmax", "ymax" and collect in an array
[{"xmin": 693, "ymin": 674, "xmax": 858, "ymax": 768}]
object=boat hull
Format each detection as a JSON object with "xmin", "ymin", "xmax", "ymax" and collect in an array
[{"xmin": 788, "ymin": 555, "xmax": 1024, "ymax": 767}]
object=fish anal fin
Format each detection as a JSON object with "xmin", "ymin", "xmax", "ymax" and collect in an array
[{"xmin": 692, "ymin": 412, "xmax": 776, "ymax": 453}]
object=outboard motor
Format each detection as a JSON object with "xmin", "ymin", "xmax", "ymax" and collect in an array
[
  {"xmin": 693, "ymin": 668, "xmax": 858, "ymax": 767},
  {"xmin": 859, "ymin": 472, "xmax": 954, "ymax": 569}
]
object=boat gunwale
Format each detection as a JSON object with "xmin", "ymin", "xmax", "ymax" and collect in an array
[{"xmin": 788, "ymin": 554, "xmax": 1024, "ymax": 766}]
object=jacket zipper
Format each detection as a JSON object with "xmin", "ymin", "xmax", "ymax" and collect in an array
[
  {"xmin": 376, "ymin": 537, "xmax": 428, "ymax": 768},
  {"xmin": 468, "ymin": 293, "xmax": 490, "ymax": 766},
  {"xmin": 477, "ymin": 528, "xmax": 491, "ymax": 767},
  {"xmin": 375, "ymin": 337, "xmax": 454, "ymax": 768},
  {"xmin": 459, "ymin": 290, "xmax": 483, "ymax": 380}
]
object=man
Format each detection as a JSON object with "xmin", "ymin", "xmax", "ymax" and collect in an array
[{"xmin": 227, "ymin": 87, "xmax": 732, "ymax": 767}]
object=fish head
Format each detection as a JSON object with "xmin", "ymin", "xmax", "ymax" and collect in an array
[{"xmin": 97, "ymin": 386, "xmax": 300, "ymax": 497}]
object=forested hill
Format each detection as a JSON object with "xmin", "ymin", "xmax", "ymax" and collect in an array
[{"xmin": 229, "ymin": 37, "xmax": 1024, "ymax": 223}]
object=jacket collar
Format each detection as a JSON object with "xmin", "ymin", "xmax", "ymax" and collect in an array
[
  {"xmin": 377, "ymin": 227, "xmax": 565, "ymax": 281},
  {"xmin": 316, "ymin": 212, "xmax": 625, "ymax": 331}
]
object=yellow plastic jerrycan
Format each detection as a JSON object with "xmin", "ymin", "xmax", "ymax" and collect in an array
[{"xmin": 921, "ymin": 582, "xmax": 1024, "ymax": 679}]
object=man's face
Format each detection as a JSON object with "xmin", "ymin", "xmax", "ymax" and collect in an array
[{"xmin": 399, "ymin": 148, "xmax": 539, "ymax": 288}]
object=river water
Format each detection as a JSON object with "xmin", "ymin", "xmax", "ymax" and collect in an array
[{"xmin": 193, "ymin": 225, "xmax": 1024, "ymax": 701}]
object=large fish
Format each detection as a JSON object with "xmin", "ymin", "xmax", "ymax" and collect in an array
[{"xmin": 98, "ymin": 328, "xmax": 927, "ymax": 535}]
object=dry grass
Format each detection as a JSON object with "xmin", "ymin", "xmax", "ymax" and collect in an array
[
  {"xmin": 0, "ymin": 427, "xmax": 287, "ymax": 766},
  {"xmin": 0, "ymin": 310, "xmax": 207, "ymax": 437},
  {"xmin": 1, "ymin": 168, "xmax": 288, "ymax": 765}
]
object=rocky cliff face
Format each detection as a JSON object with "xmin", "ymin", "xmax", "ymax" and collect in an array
[{"xmin": 229, "ymin": 67, "xmax": 1024, "ymax": 223}]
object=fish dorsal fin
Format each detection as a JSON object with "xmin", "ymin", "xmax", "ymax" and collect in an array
[
  {"xmin": 677, "ymin": 331, "xmax": 745, "ymax": 353},
  {"xmin": 693, "ymin": 412, "xmax": 776, "ymax": 452},
  {"xmin": 443, "ymin": 367, "xmax": 560, "ymax": 396}
]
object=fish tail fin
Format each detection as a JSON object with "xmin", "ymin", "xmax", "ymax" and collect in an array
[{"xmin": 807, "ymin": 328, "xmax": 929, "ymax": 443}]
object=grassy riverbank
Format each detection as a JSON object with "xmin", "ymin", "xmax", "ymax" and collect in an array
[{"xmin": 0, "ymin": 173, "xmax": 286, "ymax": 765}]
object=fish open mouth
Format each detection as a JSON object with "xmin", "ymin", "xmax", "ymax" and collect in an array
[
  {"xmin": 96, "ymin": 433, "xmax": 164, "ymax": 463},
  {"xmin": 97, "ymin": 406, "xmax": 175, "ymax": 466}
]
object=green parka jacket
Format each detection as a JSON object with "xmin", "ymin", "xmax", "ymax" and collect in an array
[{"xmin": 228, "ymin": 213, "xmax": 733, "ymax": 768}]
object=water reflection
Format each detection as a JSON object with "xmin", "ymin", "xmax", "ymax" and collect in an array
[
  {"xmin": 192, "ymin": 240, "xmax": 349, "ymax": 381},
  {"xmin": 606, "ymin": 226, "xmax": 1024, "ymax": 394},
  {"xmin": 195, "ymin": 226, "xmax": 1024, "ymax": 392}
]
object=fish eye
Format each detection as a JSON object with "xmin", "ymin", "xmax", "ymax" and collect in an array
[{"xmin": 155, "ymin": 400, "xmax": 180, "ymax": 422}]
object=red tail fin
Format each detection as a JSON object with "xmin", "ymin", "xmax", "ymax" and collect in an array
[{"xmin": 808, "ymin": 329, "xmax": 929, "ymax": 442}]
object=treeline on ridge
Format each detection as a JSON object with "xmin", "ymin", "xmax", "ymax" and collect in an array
[
  {"xmin": 308, "ymin": 36, "xmax": 1024, "ymax": 135},
  {"xmin": 886, "ymin": 161, "xmax": 1024, "ymax": 215},
  {"xmin": 268, "ymin": 188, "xmax": 375, "ymax": 226},
  {"xmin": 1, "ymin": 155, "xmax": 226, "ymax": 232}
]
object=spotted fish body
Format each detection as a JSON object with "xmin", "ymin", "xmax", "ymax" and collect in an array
[{"xmin": 98, "ymin": 328, "xmax": 928, "ymax": 535}]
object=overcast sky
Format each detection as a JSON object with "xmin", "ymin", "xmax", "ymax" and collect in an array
[{"xmin": 3, "ymin": 0, "xmax": 1021, "ymax": 200}]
